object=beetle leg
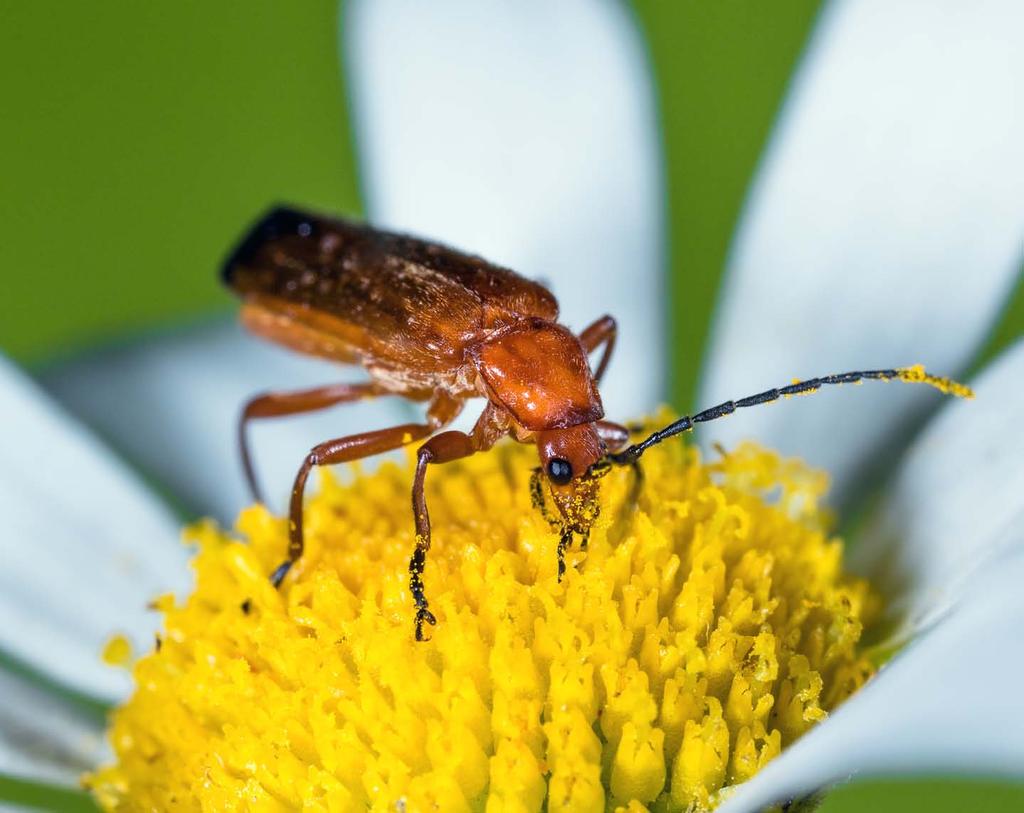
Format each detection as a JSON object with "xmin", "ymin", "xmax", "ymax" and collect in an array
[
  {"xmin": 578, "ymin": 527, "xmax": 593, "ymax": 552},
  {"xmin": 556, "ymin": 528, "xmax": 574, "ymax": 580},
  {"xmin": 530, "ymin": 467, "xmax": 591, "ymax": 579},
  {"xmin": 411, "ymin": 431, "xmax": 480, "ymax": 640},
  {"xmin": 578, "ymin": 314, "xmax": 617, "ymax": 384},
  {"xmin": 628, "ymin": 459, "xmax": 644, "ymax": 507},
  {"xmin": 273, "ymin": 422, "xmax": 435, "ymax": 587},
  {"xmin": 409, "ymin": 408, "xmax": 505, "ymax": 641},
  {"xmin": 240, "ymin": 381, "xmax": 396, "ymax": 504},
  {"xmin": 595, "ymin": 419, "xmax": 630, "ymax": 453},
  {"xmin": 597, "ymin": 420, "xmax": 644, "ymax": 498}
]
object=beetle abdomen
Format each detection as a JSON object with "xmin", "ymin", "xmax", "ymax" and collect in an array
[{"xmin": 222, "ymin": 206, "xmax": 559, "ymax": 376}]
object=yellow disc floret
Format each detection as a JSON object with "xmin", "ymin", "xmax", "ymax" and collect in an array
[{"xmin": 87, "ymin": 432, "xmax": 879, "ymax": 812}]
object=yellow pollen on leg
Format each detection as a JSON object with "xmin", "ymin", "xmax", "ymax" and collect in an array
[{"xmin": 86, "ymin": 428, "xmax": 880, "ymax": 812}]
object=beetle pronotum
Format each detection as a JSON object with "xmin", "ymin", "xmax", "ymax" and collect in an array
[{"xmin": 223, "ymin": 206, "xmax": 970, "ymax": 640}]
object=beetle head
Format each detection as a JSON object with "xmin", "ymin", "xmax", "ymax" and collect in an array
[{"xmin": 536, "ymin": 424, "xmax": 609, "ymax": 532}]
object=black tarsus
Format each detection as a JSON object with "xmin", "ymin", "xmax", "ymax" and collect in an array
[
  {"xmin": 628, "ymin": 459, "xmax": 644, "ymax": 505},
  {"xmin": 556, "ymin": 528, "xmax": 573, "ymax": 581},
  {"xmin": 269, "ymin": 560, "xmax": 293, "ymax": 588},
  {"xmin": 409, "ymin": 543, "xmax": 436, "ymax": 641},
  {"xmin": 610, "ymin": 368, "xmax": 902, "ymax": 465}
]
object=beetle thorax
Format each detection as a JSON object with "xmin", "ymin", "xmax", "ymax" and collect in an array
[{"xmin": 472, "ymin": 318, "xmax": 603, "ymax": 431}]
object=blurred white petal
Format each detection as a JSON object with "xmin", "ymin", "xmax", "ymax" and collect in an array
[
  {"xmin": 345, "ymin": 0, "xmax": 665, "ymax": 418},
  {"xmin": 39, "ymin": 320, "xmax": 417, "ymax": 524},
  {"xmin": 0, "ymin": 667, "xmax": 106, "ymax": 787},
  {"xmin": 0, "ymin": 356, "xmax": 189, "ymax": 702},
  {"xmin": 851, "ymin": 340, "xmax": 1024, "ymax": 638},
  {"xmin": 701, "ymin": 0, "xmax": 1024, "ymax": 505},
  {"xmin": 718, "ymin": 550, "xmax": 1024, "ymax": 812}
]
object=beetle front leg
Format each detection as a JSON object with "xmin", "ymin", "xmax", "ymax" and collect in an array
[
  {"xmin": 410, "ymin": 430, "xmax": 483, "ymax": 640},
  {"xmin": 555, "ymin": 528, "xmax": 575, "ymax": 581},
  {"xmin": 274, "ymin": 422, "xmax": 434, "ymax": 587},
  {"xmin": 596, "ymin": 420, "xmax": 645, "ymax": 508},
  {"xmin": 595, "ymin": 419, "xmax": 630, "ymax": 453}
]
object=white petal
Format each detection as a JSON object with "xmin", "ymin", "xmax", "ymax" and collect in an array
[
  {"xmin": 344, "ymin": 0, "xmax": 665, "ymax": 418},
  {"xmin": 700, "ymin": 0, "xmax": 1024, "ymax": 504},
  {"xmin": 718, "ymin": 550, "xmax": 1024, "ymax": 812},
  {"xmin": 851, "ymin": 339, "xmax": 1024, "ymax": 638},
  {"xmin": 0, "ymin": 666, "xmax": 106, "ymax": 787},
  {"xmin": 38, "ymin": 320, "xmax": 418, "ymax": 524},
  {"xmin": 0, "ymin": 357, "xmax": 189, "ymax": 702}
]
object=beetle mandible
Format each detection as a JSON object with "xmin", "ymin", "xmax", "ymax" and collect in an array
[{"xmin": 223, "ymin": 206, "xmax": 970, "ymax": 640}]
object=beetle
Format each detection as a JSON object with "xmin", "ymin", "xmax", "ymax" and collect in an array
[{"xmin": 223, "ymin": 205, "xmax": 971, "ymax": 640}]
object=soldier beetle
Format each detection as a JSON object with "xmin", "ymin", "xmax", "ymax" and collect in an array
[{"xmin": 223, "ymin": 206, "xmax": 970, "ymax": 639}]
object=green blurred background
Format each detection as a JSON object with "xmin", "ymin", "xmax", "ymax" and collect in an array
[{"xmin": 2, "ymin": 2, "xmax": 1021, "ymax": 810}]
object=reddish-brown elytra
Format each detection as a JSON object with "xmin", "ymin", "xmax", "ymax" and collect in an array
[{"xmin": 223, "ymin": 205, "xmax": 969, "ymax": 640}]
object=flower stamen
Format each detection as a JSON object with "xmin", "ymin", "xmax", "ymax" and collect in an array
[{"xmin": 87, "ymin": 432, "xmax": 879, "ymax": 812}]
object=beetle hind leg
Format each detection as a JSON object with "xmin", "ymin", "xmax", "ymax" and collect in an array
[{"xmin": 239, "ymin": 381, "xmax": 387, "ymax": 505}]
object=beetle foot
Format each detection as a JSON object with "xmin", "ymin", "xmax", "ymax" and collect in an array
[
  {"xmin": 414, "ymin": 605, "xmax": 436, "ymax": 641},
  {"xmin": 270, "ymin": 560, "xmax": 293, "ymax": 588},
  {"xmin": 556, "ymin": 528, "xmax": 573, "ymax": 582}
]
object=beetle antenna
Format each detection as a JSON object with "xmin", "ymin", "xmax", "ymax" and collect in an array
[{"xmin": 609, "ymin": 365, "xmax": 973, "ymax": 465}]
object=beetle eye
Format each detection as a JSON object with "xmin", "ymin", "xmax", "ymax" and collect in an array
[{"xmin": 547, "ymin": 458, "xmax": 573, "ymax": 485}]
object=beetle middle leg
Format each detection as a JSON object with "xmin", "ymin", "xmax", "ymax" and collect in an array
[
  {"xmin": 408, "ymin": 406, "xmax": 504, "ymax": 640},
  {"xmin": 274, "ymin": 422, "xmax": 435, "ymax": 587},
  {"xmin": 410, "ymin": 431, "xmax": 482, "ymax": 640},
  {"xmin": 595, "ymin": 419, "xmax": 644, "ymax": 515},
  {"xmin": 276, "ymin": 391, "xmax": 463, "ymax": 588}
]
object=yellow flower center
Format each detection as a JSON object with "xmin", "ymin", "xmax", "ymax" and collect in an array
[{"xmin": 87, "ymin": 433, "xmax": 878, "ymax": 812}]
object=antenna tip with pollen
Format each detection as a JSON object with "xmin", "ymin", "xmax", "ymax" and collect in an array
[{"xmin": 897, "ymin": 364, "xmax": 974, "ymax": 399}]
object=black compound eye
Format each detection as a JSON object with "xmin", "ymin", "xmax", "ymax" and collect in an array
[{"xmin": 547, "ymin": 458, "xmax": 573, "ymax": 485}]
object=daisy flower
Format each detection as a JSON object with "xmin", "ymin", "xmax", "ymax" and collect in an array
[{"xmin": 2, "ymin": 1, "xmax": 1022, "ymax": 811}]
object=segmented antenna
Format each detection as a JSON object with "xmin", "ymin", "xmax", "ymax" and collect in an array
[{"xmin": 609, "ymin": 365, "xmax": 973, "ymax": 466}]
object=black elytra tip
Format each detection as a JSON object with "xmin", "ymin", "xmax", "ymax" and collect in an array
[
  {"xmin": 220, "ymin": 205, "xmax": 317, "ymax": 287},
  {"xmin": 269, "ymin": 560, "xmax": 292, "ymax": 588}
]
